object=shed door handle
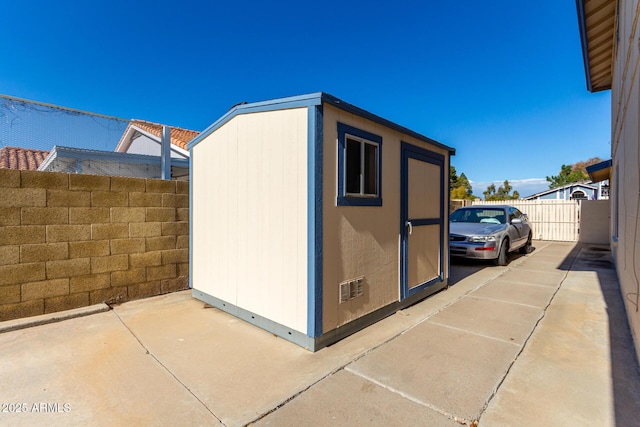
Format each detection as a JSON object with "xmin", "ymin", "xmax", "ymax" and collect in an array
[{"xmin": 406, "ymin": 221, "xmax": 413, "ymax": 235}]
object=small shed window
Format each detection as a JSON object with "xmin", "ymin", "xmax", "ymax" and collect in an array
[{"xmin": 337, "ymin": 122, "xmax": 382, "ymax": 206}]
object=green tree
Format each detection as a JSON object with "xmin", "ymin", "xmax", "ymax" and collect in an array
[
  {"xmin": 546, "ymin": 158, "xmax": 602, "ymax": 189},
  {"xmin": 450, "ymin": 167, "xmax": 474, "ymax": 199},
  {"xmin": 484, "ymin": 180, "xmax": 519, "ymax": 201},
  {"xmin": 546, "ymin": 164, "xmax": 588, "ymax": 189}
]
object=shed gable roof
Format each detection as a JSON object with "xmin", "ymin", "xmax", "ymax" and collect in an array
[
  {"xmin": 188, "ymin": 92, "xmax": 455, "ymax": 155},
  {"xmin": 0, "ymin": 146, "xmax": 50, "ymax": 170}
]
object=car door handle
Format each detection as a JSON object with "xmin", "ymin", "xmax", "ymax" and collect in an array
[{"xmin": 405, "ymin": 221, "xmax": 413, "ymax": 235}]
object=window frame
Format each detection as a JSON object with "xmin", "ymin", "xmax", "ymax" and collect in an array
[{"xmin": 337, "ymin": 122, "xmax": 383, "ymax": 206}]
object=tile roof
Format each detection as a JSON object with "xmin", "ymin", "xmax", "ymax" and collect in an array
[
  {"xmin": 127, "ymin": 120, "xmax": 199, "ymax": 150},
  {"xmin": 0, "ymin": 146, "xmax": 50, "ymax": 170}
]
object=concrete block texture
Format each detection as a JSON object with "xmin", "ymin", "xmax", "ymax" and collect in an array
[
  {"xmin": 161, "ymin": 221, "xmax": 188, "ymax": 236},
  {"xmin": 20, "ymin": 243, "xmax": 69, "ymax": 263},
  {"xmin": 145, "ymin": 207, "xmax": 176, "ymax": 222},
  {"xmin": 110, "ymin": 176, "xmax": 145, "ymax": 193},
  {"xmin": 0, "ymin": 225, "xmax": 46, "ymax": 245},
  {"xmin": 176, "ymin": 208, "xmax": 189, "ymax": 221},
  {"xmin": 69, "ymin": 174, "xmax": 110, "ymax": 191},
  {"xmin": 91, "ymin": 191, "xmax": 128, "ymax": 207},
  {"xmin": 69, "ymin": 207, "xmax": 110, "ymax": 224},
  {"xmin": 91, "ymin": 223, "xmax": 129, "ymax": 240},
  {"xmin": 129, "ymin": 251, "xmax": 162, "ymax": 268},
  {"xmin": 69, "ymin": 240, "xmax": 110, "ymax": 258},
  {"xmin": 0, "ymin": 245, "xmax": 20, "ymax": 265},
  {"xmin": 21, "ymin": 278, "xmax": 69, "ymax": 301},
  {"xmin": 160, "ymin": 276, "xmax": 188, "ymax": 293},
  {"xmin": 89, "ymin": 286, "xmax": 127, "ymax": 305},
  {"xmin": 20, "ymin": 170, "xmax": 68, "ymax": 189},
  {"xmin": 0, "ymin": 188, "xmax": 46, "ymax": 208},
  {"xmin": 111, "ymin": 268, "xmax": 146, "ymax": 287},
  {"xmin": 146, "ymin": 179, "xmax": 175, "ymax": 194},
  {"xmin": 69, "ymin": 273, "xmax": 111, "ymax": 293},
  {"xmin": 129, "ymin": 192, "xmax": 162, "ymax": 207},
  {"xmin": 161, "ymin": 193, "xmax": 176, "ymax": 208},
  {"xmin": 0, "ymin": 299, "xmax": 43, "ymax": 321},
  {"xmin": 46, "ymin": 189, "xmax": 91, "ymax": 207},
  {"xmin": 161, "ymin": 249, "xmax": 188, "ymax": 264},
  {"xmin": 0, "ymin": 284, "xmax": 21, "ymax": 304},
  {"xmin": 0, "ymin": 168, "xmax": 20, "ymax": 187},
  {"xmin": 176, "ymin": 180, "xmax": 188, "ymax": 194},
  {"xmin": 129, "ymin": 222, "xmax": 162, "ymax": 238},
  {"xmin": 175, "ymin": 194, "xmax": 189, "ymax": 208},
  {"xmin": 0, "ymin": 207, "xmax": 21, "ymax": 225},
  {"xmin": 0, "ymin": 170, "xmax": 189, "ymax": 321},
  {"xmin": 21, "ymin": 207, "xmax": 69, "ymax": 225},
  {"xmin": 128, "ymin": 281, "xmax": 162, "ymax": 300},
  {"xmin": 110, "ymin": 238, "xmax": 145, "ymax": 255},
  {"xmin": 110, "ymin": 207, "xmax": 145, "ymax": 223},
  {"xmin": 46, "ymin": 258, "xmax": 91, "ymax": 279},
  {"xmin": 90, "ymin": 254, "xmax": 128, "ymax": 274},
  {"xmin": 145, "ymin": 236, "xmax": 176, "ymax": 251},
  {"xmin": 44, "ymin": 292, "xmax": 89, "ymax": 314},
  {"xmin": 0, "ymin": 263, "xmax": 46, "ymax": 286},
  {"xmin": 46, "ymin": 224, "xmax": 91, "ymax": 243},
  {"xmin": 147, "ymin": 264, "xmax": 176, "ymax": 281}
]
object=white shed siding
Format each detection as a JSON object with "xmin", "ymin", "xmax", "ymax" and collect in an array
[{"xmin": 192, "ymin": 108, "xmax": 308, "ymax": 333}]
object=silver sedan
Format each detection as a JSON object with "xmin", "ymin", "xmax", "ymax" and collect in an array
[{"xmin": 449, "ymin": 205, "xmax": 532, "ymax": 266}]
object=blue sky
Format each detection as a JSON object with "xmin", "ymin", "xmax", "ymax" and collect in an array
[{"xmin": 0, "ymin": 1, "xmax": 611, "ymax": 197}]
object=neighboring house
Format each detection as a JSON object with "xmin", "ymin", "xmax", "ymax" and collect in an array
[
  {"xmin": 577, "ymin": 0, "xmax": 640, "ymax": 359},
  {"xmin": 523, "ymin": 182, "xmax": 601, "ymax": 201},
  {"xmin": 1, "ymin": 120, "xmax": 199, "ymax": 180},
  {"xmin": 38, "ymin": 145, "xmax": 190, "ymax": 180},
  {"xmin": 115, "ymin": 120, "xmax": 197, "ymax": 159},
  {"xmin": 0, "ymin": 146, "xmax": 50, "ymax": 170},
  {"xmin": 189, "ymin": 92, "xmax": 455, "ymax": 351}
]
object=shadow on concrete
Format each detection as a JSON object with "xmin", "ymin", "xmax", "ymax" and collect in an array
[
  {"xmin": 448, "ymin": 245, "xmax": 537, "ymax": 287},
  {"xmin": 558, "ymin": 243, "xmax": 640, "ymax": 427}
]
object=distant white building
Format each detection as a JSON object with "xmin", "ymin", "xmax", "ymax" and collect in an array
[{"xmin": 523, "ymin": 181, "xmax": 608, "ymax": 201}]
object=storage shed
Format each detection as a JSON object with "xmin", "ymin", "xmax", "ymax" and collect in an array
[{"xmin": 188, "ymin": 93, "xmax": 455, "ymax": 351}]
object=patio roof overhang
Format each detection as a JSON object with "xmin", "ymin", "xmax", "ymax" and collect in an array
[
  {"xmin": 586, "ymin": 158, "xmax": 612, "ymax": 182},
  {"xmin": 576, "ymin": 0, "xmax": 617, "ymax": 92}
]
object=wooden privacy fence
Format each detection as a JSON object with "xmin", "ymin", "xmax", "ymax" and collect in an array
[{"xmin": 472, "ymin": 200, "xmax": 581, "ymax": 242}]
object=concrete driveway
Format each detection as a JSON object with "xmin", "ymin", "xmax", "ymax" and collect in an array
[{"xmin": 1, "ymin": 241, "xmax": 639, "ymax": 426}]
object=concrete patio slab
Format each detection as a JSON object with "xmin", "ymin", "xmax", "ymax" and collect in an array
[
  {"xmin": 0, "ymin": 311, "xmax": 217, "ymax": 427},
  {"xmin": 470, "ymin": 279, "xmax": 558, "ymax": 308},
  {"xmin": 426, "ymin": 295, "xmax": 544, "ymax": 345},
  {"xmin": 497, "ymin": 267, "xmax": 566, "ymax": 287},
  {"xmin": 2, "ymin": 241, "xmax": 638, "ymax": 426},
  {"xmin": 346, "ymin": 322, "xmax": 521, "ymax": 424},
  {"xmin": 253, "ymin": 369, "xmax": 460, "ymax": 426},
  {"xmin": 480, "ymin": 250, "xmax": 640, "ymax": 427}
]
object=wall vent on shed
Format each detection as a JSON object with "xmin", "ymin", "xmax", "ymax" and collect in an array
[{"xmin": 339, "ymin": 277, "xmax": 364, "ymax": 304}]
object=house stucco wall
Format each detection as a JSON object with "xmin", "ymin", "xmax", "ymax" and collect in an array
[
  {"xmin": 0, "ymin": 169, "xmax": 189, "ymax": 321},
  {"xmin": 610, "ymin": 0, "xmax": 640, "ymax": 360}
]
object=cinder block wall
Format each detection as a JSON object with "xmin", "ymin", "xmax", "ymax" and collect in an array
[{"xmin": 0, "ymin": 169, "xmax": 189, "ymax": 321}]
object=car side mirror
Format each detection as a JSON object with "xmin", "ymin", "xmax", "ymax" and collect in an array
[{"xmin": 511, "ymin": 218, "xmax": 522, "ymax": 224}]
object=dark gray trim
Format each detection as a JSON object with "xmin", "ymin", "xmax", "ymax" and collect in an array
[{"xmin": 576, "ymin": 0, "xmax": 595, "ymax": 92}]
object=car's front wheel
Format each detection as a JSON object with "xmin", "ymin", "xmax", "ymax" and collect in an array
[{"xmin": 494, "ymin": 239, "xmax": 509, "ymax": 266}]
